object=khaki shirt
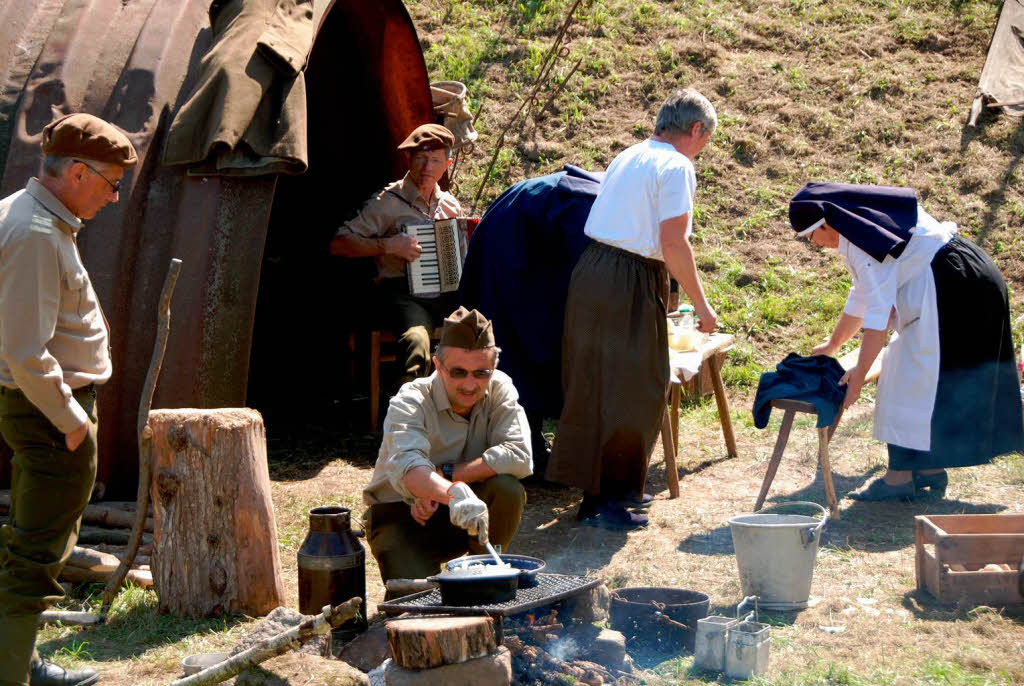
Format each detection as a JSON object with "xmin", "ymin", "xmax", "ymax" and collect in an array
[
  {"xmin": 0, "ymin": 179, "xmax": 111, "ymax": 432},
  {"xmin": 336, "ymin": 174, "xmax": 461, "ymax": 280},
  {"xmin": 362, "ymin": 370, "xmax": 533, "ymax": 506}
]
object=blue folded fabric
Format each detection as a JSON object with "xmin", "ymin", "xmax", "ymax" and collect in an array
[{"xmin": 752, "ymin": 353, "xmax": 848, "ymax": 429}]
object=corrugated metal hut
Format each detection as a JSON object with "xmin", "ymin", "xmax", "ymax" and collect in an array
[{"xmin": 0, "ymin": 0, "xmax": 434, "ymax": 497}]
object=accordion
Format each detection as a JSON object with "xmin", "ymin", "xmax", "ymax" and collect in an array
[{"xmin": 402, "ymin": 218, "xmax": 477, "ymax": 298}]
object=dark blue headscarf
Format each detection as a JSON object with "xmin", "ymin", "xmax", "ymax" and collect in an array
[{"xmin": 789, "ymin": 182, "xmax": 919, "ymax": 262}]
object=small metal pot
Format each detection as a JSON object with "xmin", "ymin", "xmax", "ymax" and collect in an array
[{"xmin": 428, "ymin": 566, "xmax": 520, "ymax": 606}]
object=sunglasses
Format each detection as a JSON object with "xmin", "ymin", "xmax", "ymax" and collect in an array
[
  {"xmin": 437, "ymin": 359, "xmax": 494, "ymax": 380},
  {"xmin": 74, "ymin": 159, "xmax": 121, "ymax": 193}
]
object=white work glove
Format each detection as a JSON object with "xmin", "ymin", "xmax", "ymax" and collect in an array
[{"xmin": 448, "ymin": 482, "xmax": 489, "ymax": 544}]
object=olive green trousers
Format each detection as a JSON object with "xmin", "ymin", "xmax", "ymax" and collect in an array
[
  {"xmin": 0, "ymin": 386, "xmax": 98, "ymax": 686},
  {"xmin": 364, "ymin": 474, "xmax": 526, "ymax": 585}
]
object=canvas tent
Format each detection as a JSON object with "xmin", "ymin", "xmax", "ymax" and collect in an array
[
  {"xmin": 969, "ymin": 0, "xmax": 1024, "ymax": 125},
  {"xmin": 0, "ymin": 0, "xmax": 436, "ymax": 497}
]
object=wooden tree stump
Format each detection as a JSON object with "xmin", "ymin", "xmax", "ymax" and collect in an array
[
  {"xmin": 149, "ymin": 408, "xmax": 284, "ymax": 617},
  {"xmin": 387, "ymin": 616, "xmax": 496, "ymax": 669}
]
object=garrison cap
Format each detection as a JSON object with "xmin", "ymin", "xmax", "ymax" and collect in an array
[
  {"xmin": 397, "ymin": 123, "xmax": 455, "ymax": 152},
  {"xmin": 42, "ymin": 113, "xmax": 138, "ymax": 168},
  {"xmin": 440, "ymin": 307, "xmax": 495, "ymax": 349}
]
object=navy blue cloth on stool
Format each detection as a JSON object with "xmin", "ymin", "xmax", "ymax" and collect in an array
[{"xmin": 752, "ymin": 353, "xmax": 847, "ymax": 429}]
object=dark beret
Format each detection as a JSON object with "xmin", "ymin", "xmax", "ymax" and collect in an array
[
  {"xmin": 397, "ymin": 123, "xmax": 455, "ymax": 152},
  {"xmin": 41, "ymin": 113, "xmax": 138, "ymax": 168},
  {"xmin": 440, "ymin": 307, "xmax": 495, "ymax": 349}
]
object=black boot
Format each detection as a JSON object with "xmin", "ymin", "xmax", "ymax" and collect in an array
[{"xmin": 30, "ymin": 659, "xmax": 100, "ymax": 686}]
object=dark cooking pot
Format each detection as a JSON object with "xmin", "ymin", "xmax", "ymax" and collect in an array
[
  {"xmin": 610, "ymin": 587, "xmax": 710, "ymax": 653},
  {"xmin": 444, "ymin": 554, "xmax": 546, "ymax": 587},
  {"xmin": 428, "ymin": 565, "xmax": 520, "ymax": 606}
]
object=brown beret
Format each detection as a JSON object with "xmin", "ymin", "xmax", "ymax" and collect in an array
[
  {"xmin": 397, "ymin": 123, "xmax": 455, "ymax": 152},
  {"xmin": 440, "ymin": 307, "xmax": 495, "ymax": 350},
  {"xmin": 41, "ymin": 113, "xmax": 138, "ymax": 168}
]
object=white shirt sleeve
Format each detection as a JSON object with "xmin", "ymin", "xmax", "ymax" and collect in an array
[
  {"xmin": 841, "ymin": 239, "xmax": 897, "ymax": 330},
  {"xmin": 656, "ymin": 161, "xmax": 695, "ymax": 225}
]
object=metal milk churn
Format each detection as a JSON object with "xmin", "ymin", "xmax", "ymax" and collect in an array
[{"xmin": 297, "ymin": 506, "xmax": 367, "ymax": 640}]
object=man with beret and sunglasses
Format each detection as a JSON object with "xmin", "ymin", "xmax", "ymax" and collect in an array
[
  {"xmin": 0, "ymin": 113, "xmax": 137, "ymax": 685},
  {"xmin": 362, "ymin": 307, "xmax": 533, "ymax": 584}
]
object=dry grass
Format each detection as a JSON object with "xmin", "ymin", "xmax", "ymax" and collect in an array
[{"xmin": 38, "ymin": 396, "xmax": 1024, "ymax": 684}]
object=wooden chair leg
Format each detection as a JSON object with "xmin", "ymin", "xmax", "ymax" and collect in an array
[
  {"xmin": 370, "ymin": 331, "xmax": 381, "ymax": 433},
  {"xmin": 709, "ymin": 354, "xmax": 738, "ymax": 458},
  {"xmin": 754, "ymin": 408, "xmax": 795, "ymax": 512},
  {"xmin": 670, "ymin": 381, "xmax": 681, "ymax": 454},
  {"xmin": 661, "ymin": 408, "xmax": 680, "ymax": 499},
  {"xmin": 817, "ymin": 426, "xmax": 840, "ymax": 520},
  {"xmin": 827, "ymin": 406, "xmax": 846, "ymax": 442}
]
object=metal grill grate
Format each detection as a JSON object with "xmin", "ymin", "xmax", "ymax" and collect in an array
[{"xmin": 378, "ymin": 573, "xmax": 601, "ymax": 618}]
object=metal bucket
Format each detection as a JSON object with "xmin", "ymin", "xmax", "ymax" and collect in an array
[{"xmin": 728, "ymin": 502, "xmax": 828, "ymax": 610}]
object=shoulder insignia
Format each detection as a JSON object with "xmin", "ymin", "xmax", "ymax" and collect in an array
[{"xmin": 29, "ymin": 214, "xmax": 53, "ymax": 234}]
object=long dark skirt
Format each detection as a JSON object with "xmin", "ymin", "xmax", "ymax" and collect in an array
[
  {"xmin": 546, "ymin": 241, "xmax": 669, "ymax": 497},
  {"xmin": 888, "ymin": 236, "xmax": 1024, "ymax": 471}
]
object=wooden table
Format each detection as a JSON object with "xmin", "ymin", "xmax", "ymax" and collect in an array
[{"xmin": 661, "ymin": 332, "xmax": 737, "ymax": 499}]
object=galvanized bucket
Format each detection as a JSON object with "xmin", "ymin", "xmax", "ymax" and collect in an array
[{"xmin": 728, "ymin": 501, "xmax": 828, "ymax": 610}]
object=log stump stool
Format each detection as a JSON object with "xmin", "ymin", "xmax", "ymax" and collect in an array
[{"xmin": 149, "ymin": 408, "xmax": 285, "ymax": 617}]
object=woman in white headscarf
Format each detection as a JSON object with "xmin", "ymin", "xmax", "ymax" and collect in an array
[{"xmin": 791, "ymin": 182, "xmax": 1023, "ymax": 501}]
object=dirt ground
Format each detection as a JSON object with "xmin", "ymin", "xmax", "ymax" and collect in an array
[{"xmin": 43, "ymin": 390, "xmax": 1023, "ymax": 685}]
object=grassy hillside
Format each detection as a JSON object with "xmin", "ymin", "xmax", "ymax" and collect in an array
[{"xmin": 411, "ymin": 0, "xmax": 1022, "ymax": 385}]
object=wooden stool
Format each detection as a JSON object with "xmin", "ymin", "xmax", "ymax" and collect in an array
[
  {"xmin": 754, "ymin": 399, "xmax": 841, "ymax": 520},
  {"xmin": 350, "ymin": 327, "xmax": 444, "ymax": 432},
  {"xmin": 660, "ymin": 332, "xmax": 738, "ymax": 499},
  {"xmin": 752, "ymin": 347, "xmax": 887, "ymax": 521}
]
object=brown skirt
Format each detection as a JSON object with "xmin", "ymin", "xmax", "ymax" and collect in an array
[{"xmin": 546, "ymin": 241, "xmax": 669, "ymax": 496}]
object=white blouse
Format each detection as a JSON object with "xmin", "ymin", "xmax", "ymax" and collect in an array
[{"xmin": 840, "ymin": 208, "xmax": 956, "ymax": 332}]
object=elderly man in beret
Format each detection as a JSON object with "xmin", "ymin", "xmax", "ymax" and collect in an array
[
  {"xmin": 331, "ymin": 123, "xmax": 463, "ymax": 389},
  {"xmin": 362, "ymin": 307, "xmax": 533, "ymax": 584},
  {"xmin": 0, "ymin": 113, "xmax": 135, "ymax": 686}
]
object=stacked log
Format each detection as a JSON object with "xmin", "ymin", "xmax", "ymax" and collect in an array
[
  {"xmin": 383, "ymin": 617, "xmax": 512, "ymax": 685},
  {"xmin": 0, "ymin": 492, "xmax": 154, "ymax": 591}
]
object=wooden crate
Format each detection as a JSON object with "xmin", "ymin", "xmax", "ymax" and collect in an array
[{"xmin": 914, "ymin": 514, "xmax": 1024, "ymax": 606}]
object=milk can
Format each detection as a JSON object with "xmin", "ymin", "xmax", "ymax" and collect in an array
[{"xmin": 297, "ymin": 506, "xmax": 367, "ymax": 640}]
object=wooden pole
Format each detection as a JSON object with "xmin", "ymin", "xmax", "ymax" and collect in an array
[
  {"xmin": 100, "ymin": 258, "xmax": 181, "ymax": 618},
  {"xmin": 169, "ymin": 598, "xmax": 362, "ymax": 686}
]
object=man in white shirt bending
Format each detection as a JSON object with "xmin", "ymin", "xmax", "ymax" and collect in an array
[{"xmin": 546, "ymin": 90, "xmax": 718, "ymax": 529}]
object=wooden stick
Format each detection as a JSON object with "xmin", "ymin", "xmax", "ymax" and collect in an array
[
  {"xmin": 38, "ymin": 611, "xmax": 102, "ymax": 627},
  {"xmin": 0, "ymin": 494, "xmax": 150, "ymax": 529},
  {"xmin": 101, "ymin": 258, "xmax": 181, "ymax": 618},
  {"xmin": 60, "ymin": 565, "xmax": 153, "ymax": 588},
  {"xmin": 78, "ymin": 527, "xmax": 152, "ymax": 546},
  {"xmin": 67, "ymin": 546, "xmax": 121, "ymax": 572},
  {"xmin": 169, "ymin": 598, "xmax": 362, "ymax": 686}
]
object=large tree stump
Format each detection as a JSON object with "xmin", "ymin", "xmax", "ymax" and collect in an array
[
  {"xmin": 386, "ymin": 616, "xmax": 496, "ymax": 669},
  {"xmin": 149, "ymin": 409, "xmax": 284, "ymax": 617}
]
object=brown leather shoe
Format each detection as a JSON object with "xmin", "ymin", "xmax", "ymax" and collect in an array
[{"xmin": 30, "ymin": 659, "xmax": 100, "ymax": 686}]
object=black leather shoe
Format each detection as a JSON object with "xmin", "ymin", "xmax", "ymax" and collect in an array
[
  {"xmin": 913, "ymin": 470, "xmax": 948, "ymax": 497},
  {"xmin": 847, "ymin": 477, "xmax": 915, "ymax": 502},
  {"xmin": 30, "ymin": 659, "xmax": 100, "ymax": 686},
  {"xmin": 619, "ymin": 492, "xmax": 654, "ymax": 509},
  {"xmin": 580, "ymin": 502, "xmax": 649, "ymax": 530}
]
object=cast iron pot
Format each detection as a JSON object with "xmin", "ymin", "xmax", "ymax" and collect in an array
[
  {"xmin": 444, "ymin": 554, "xmax": 546, "ymax": 587},
  {"xmin": 610, "ymin": 587, "xmax": 710, "ymax": 653},
  {"xmin": 428, "ymin": 565, "xmax": 520, "ymax": 606}
]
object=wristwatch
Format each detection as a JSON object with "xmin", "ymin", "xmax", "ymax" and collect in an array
[{"xmin": 442, "ymin": 463, "xmax": 455, "ymax": 481}]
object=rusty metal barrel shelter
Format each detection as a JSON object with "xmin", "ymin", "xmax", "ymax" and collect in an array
[{"xmin": 0, "ymin": 0, "xmax": 435, "ymax": 497}]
